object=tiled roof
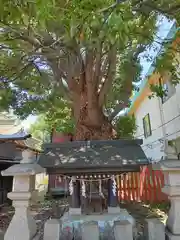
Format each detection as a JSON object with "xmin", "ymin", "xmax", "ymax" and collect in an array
[
  {"xmin": 0, "ymin": 128, "xmax": 31, "ymax": 140},
  {"xmin": 38, "ymin": 140, "xmax": 148, "ymax": 173},
  {"xmin": 16, "ymin": 137, "xmax": 42, "ymax": 152}
]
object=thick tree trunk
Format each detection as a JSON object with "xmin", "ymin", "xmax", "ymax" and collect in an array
[
  {"xmin": 66, "ymin": 48, "xmax": 117, "ymax": 141},
  {"xmin": 73, "ymin": 92, "xmax": 113, "ymax": 140},
  {"xmin": 75, "ymin": 115, "xmax": 113, "ymax": 140}
]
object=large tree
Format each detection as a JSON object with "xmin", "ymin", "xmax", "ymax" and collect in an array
[
  {"xmin": 29, "ymin": 112, "xmax": 136, "ymax": 141},
  {"xmin": 0, "ymin": 0, "xmax": 179, "ymax": 140}
]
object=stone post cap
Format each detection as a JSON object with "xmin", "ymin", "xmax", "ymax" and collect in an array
[
  {"xmin": 152, "ymin": 159, "xmax": 180, "ymax": 171},
  {"xmin": 1, "ymin": 163, "xmax": 45, "ymax": 176},
  {"xmin": 82, "ymin": 221, "xmax": 98, "ymax": 227}
]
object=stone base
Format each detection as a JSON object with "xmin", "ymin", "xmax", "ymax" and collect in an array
[
  {"xmin": 108, "ymin": 207, "xmax": 121, "ymax": 214},
  {"xmin": 166, "ymin": 229, "xmax": 180, "ymax": 240},
  {"xmin": 4, "ymin": 208, "xmax": 37, "ymax": 240},
  {"xmin": 69, "ymin": 208, "xmax": 81, "ymax": 215},
  {"xmin": 61, "ymin": 208, "xmax": 135, "ymax": 226},
  {"xmin": 61, "ymin": 210, "xmax": 135, "ymax": 239}
]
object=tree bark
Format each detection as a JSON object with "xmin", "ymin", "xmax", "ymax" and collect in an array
[
  {"xmin": 73, "ymin": 91, "xmax": 113, "ymax": 140},
  {"xmin": 46, "ymin": 44, "xmax": 117, "ymax": 141}
]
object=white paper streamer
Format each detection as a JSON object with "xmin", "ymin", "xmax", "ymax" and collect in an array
[
  {"xmin": 69, "ymin": 176, "xmax": 75, "ymax": 196},
  {"xmin": 81, "ymin": 180, "xmax": 86, "ymax": 198},
  {"xmin": 99, "ymin": 180, "xmax": 102, "ymax": 195},
  {"xmin": 111, "ymin": 175, "xmax": 117, "ymax": 196},
  {"xmin": 69, "ymin": 179, "xmax": 73, "ymax": 196}
]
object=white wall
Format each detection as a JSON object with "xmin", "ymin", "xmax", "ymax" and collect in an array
[
  {"xmin": 134, "ymin": 83, "xmax": 180, "ymax": 161},
  {"xmin": 162, "ymin": 84, "xmax": 180, "ymax": 140},
  {"xmin": 134, "ymin": 96, "xmax": 164, "ymax": 160}
]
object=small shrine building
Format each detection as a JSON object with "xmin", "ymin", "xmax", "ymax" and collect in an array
[{"xmin": 39, "ymin": 139, "xmax": 148, "ymax": 215}]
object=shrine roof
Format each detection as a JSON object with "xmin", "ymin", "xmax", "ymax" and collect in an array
[
  {"xmin": 0, "ymin": 129, "xmax": 31, "ymax": 140},
  {"xmin": 38, "ymin": 139, "xmax": 148, "ymax": 174}
]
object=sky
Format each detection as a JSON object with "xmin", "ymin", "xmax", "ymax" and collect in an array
[
  {"xmin": 21, "ymin": 17, "xmax": 174, "ymax": 129},
  {"xmin": 140, "ymin": 16, "xmax": 174, "ymax": 78},
  {"xmin": 22, "ymin": 115, "xmax": 37, "ymax": 130}
]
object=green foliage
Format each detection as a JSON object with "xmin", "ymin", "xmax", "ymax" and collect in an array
[
  {"xmin": 0, "ymin": 0, "xmax": 179, "ymax": 124},
  {"xmin": 149, "ymin": 83, "xmax": 166, "ymax": 99},
  {"xmin": 145, "ymin": 27, "xmax": 180, "ymax": 100},
  {"xmin": 44, "ymin": 101, "xmax": 75, "ymax": 134},
  {"xmin": 114, "ymin": 115, "xmax": 137, "ymax": 139},
  {"xmin": 29, "ymin": 100, "xmax": 75, "ymax": 141},
  {"xmin": 29, "ymin": 115, "xmax": 51, "ymax": 142}
]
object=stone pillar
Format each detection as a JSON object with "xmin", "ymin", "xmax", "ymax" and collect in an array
[
  {"xmin": 114, "ymin": 220, "xmax": 133, "ymax": 240},
  {"xmin": 81, "ymin": 221, "xmax": 99, "ymax": 240},
  {"xmin": 1, "ymin": 156, "xmax": 45, "ymax": 240},
  {"xmin": 69, "ymin": 177, "xmax": 81, "ymax": 215},
  {"xmin": 108, "ymin": 176, "xmax": 120, "ymax": 214},
  {"xmin": 144, "ymin": 218, "xmax": 165, "ymax": 240},
  {"xmin": 153, "ymin": 160, "xmax": 180, "ymax": 240},
  {"xmin": 44, "ymin": 219, "xmax": 61, "ymax": 240}
]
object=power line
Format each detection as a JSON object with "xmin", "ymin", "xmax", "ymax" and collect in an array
[
  {"xmin": 136, "ymin": 113, "xmax": 180, "ymax": 139},
  {"xmin": 142, "ymin": 128, "xmax": 180, "ymax": 150}
]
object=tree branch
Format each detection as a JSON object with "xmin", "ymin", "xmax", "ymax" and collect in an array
[
  {"xmin": 79, "ymin": 57, "xmax": 86, "ymax": 92},
  {"xmin": 108, "ymin": 99, "xmax": 129, "ymax": 121},
  {"xmin": 48, "ymin": 59, "xmax": 72, "ymax": 100},
  {"xmin": 144, "ymin": 2, "xmax": 180, "ymax": 16},
  {"xmin": 109, "ymin": 45, "xmax": 146, "ymax": 121},
  {"xmin": 93, "ymin": 43, "xmax": 103, "ymax": 90},
  {"xmin": 0, "ymin": 21, "xmax": 42, "ymax": 48},
  {"xmin": 98, "ymin": 45, "xmax": 117, "ymax": 107},
  {"xmin": 132, "ymin": 0, "xmax": 180, "ymax": 21},
  {"xmin": 7, "ymin": 60, "xmax": 40, "ymax": 84},
  {"xmin": 98, "ymin": 55, "xmax": 109, "ymax": 88},
  {"xmin": 86, "ymin": 50, "xmax": 95, "ymax": 105},
  {"xmin": 99, "ymin": 0, "xmax": 128, "ymax": 13},
  {"xmin": 19, "ymin": 34, "xmax": 41, "ymax": 48}
]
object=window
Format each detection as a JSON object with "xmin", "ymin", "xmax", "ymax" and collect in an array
[
  {"xmin": 159, "ymin": 77, "xmax": 176, "ymax": 104},
  {"xmin": 161, "ymin": 83, "xmax": 168, "ymax": 103},
  {"xmin": 143, "ymin": 114, "xmax": 152, "ymax": 138}
]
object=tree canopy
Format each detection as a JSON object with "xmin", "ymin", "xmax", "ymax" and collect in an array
[
  {"xmin": 29, "ymin": 116, "xmax": 50, "ymax": 142},
  {"xmin": 29, "ymin": 101, "xmax": 75, "ymax": 142},
  {"xmin": 0, "ymin": 0, "xmax": 179, "ymax": 139}
]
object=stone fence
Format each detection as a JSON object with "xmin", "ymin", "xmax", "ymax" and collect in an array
[
  {"xmin": 1, "ymin": 157, "xmax": 180, "ymax": 240},
  {"xmin": 43, "ymin": 217, "xmax": 165, "ymax": 240}
]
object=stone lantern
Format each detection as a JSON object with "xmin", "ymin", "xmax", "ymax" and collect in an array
[
  {"xmin": 1, "ymin": 154, "xmax": 45, "ymax": 240},
  {"xmin": 154, "ymin": 159, "xmax": 180, "ymax": 240}
]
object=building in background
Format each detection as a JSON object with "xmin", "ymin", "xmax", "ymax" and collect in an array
[
  {"xmin": 0, "ymin": 111, "xmax": 42, "ymax": 159},
  {"xmin": 128, "ymin": 26, "xmax": 180, "ymax": 161},
  {"xmin": 0, "ymin": 131, "xmax": 31, "ymax": 206},
  {"xmin": 0, "ymin": 111, "xmax": 20, "ymax": 133},
  {"xmin": 0, "ymin": 112, "xmax": 45, "ymax": 204}
]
